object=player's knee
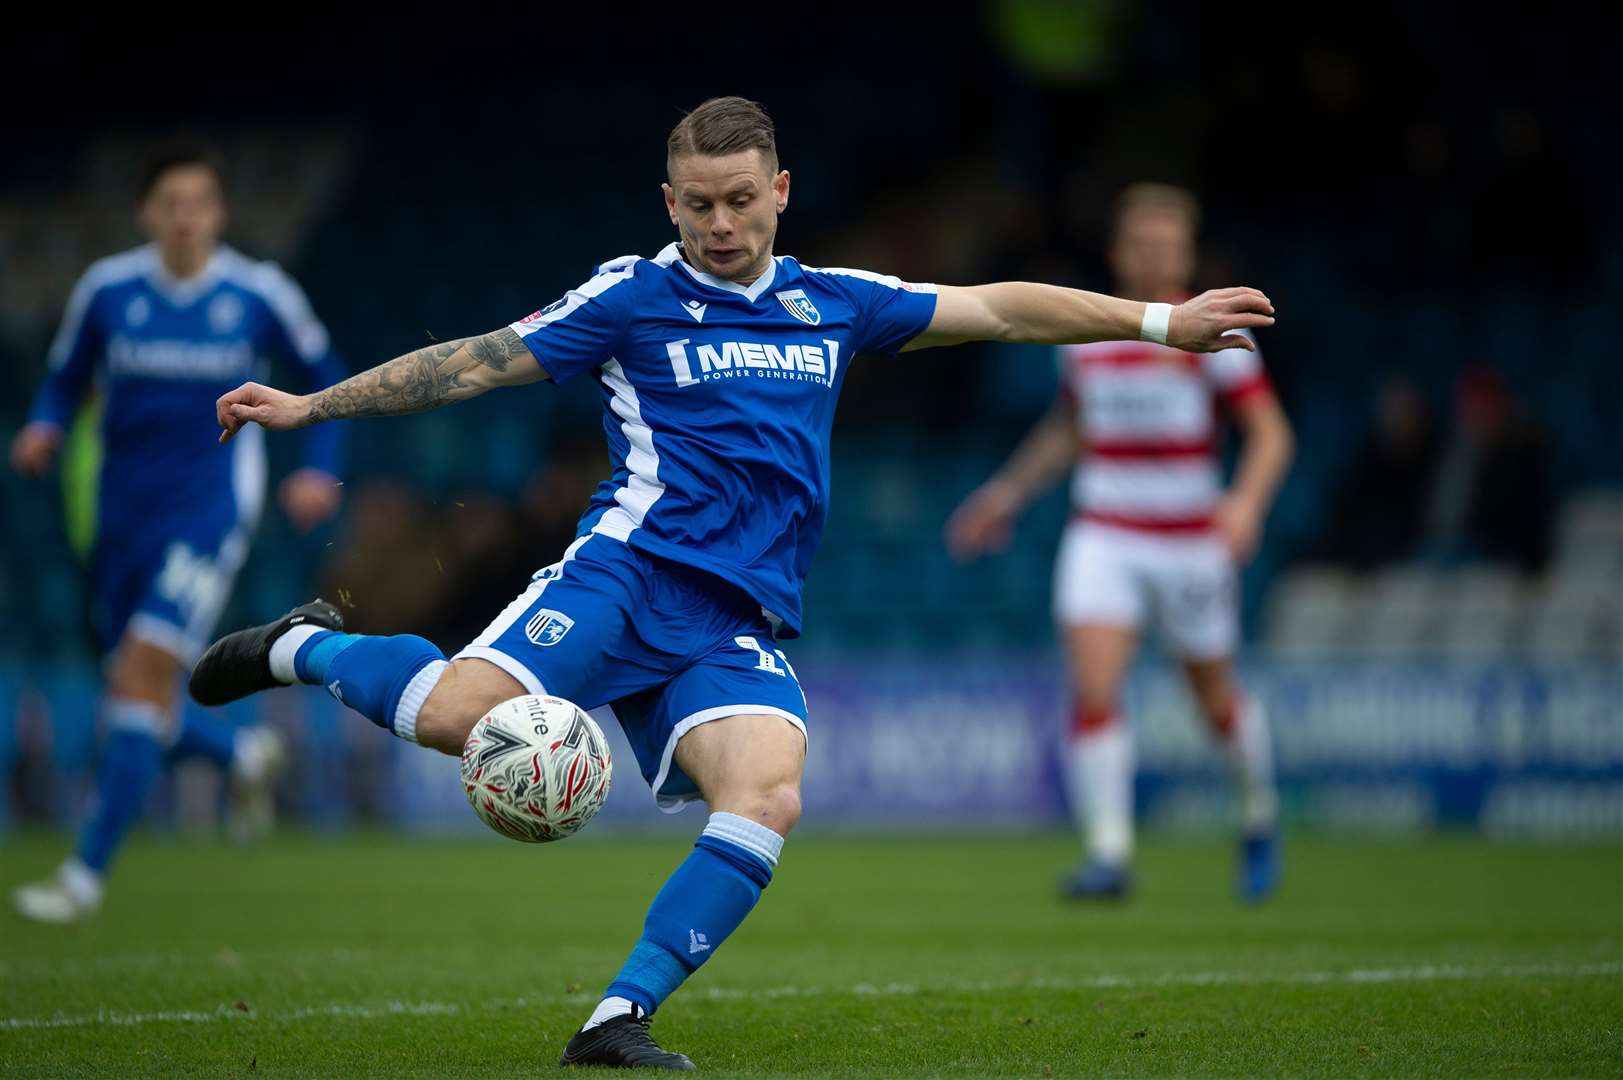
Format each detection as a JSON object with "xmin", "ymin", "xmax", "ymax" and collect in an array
[
  {"xmin": 710, "ymin": 779, "xmax": 801, "ymax": 836},
  {"xmin": 414, "ymin": 659, "xmax": 523, "ymax": 756},
  {"xmin": 1074, "ymin": 669, "xmax": 1124, "ymax": 716},
  {"xmin": 743, "ymin": 782, "xmax": 802, "ymax": 836},
  {"xmin": 1181, "ymin": 661, "xmax": 1237, "ymax": 734},
  {"xmin": 108, "ymin": 638, "xmax": 180, "ymax": 710},
  {"xmin": 1073, "ymin": 673, "xmax": 1121, "ymax": 723}
]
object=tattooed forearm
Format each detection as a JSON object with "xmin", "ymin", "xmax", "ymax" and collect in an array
[
  {"xmin": 304, "ymin": 340, "xmax": 467, "ymax": 423},
  {"xmin": 463, "ymin": 332, "xmax": 517, "ymax": 373},
  {"xmin": 304, "ymin": 327, "xmax": 531, "ymax": 424}
]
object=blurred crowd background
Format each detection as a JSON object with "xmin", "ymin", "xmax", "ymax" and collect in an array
[{"xmin": 2, "ymin": 9, "xmax": 1618, "ymax": 836}]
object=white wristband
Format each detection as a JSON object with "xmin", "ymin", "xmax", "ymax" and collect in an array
[{"xmin": 1139, "ymin": 302, "xmax": 1173, "ymax": 345}]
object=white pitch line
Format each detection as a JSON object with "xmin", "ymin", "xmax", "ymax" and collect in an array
[{"xmin": 3, "ymin": 962, "xmax": 1617, "ymax": 1032}]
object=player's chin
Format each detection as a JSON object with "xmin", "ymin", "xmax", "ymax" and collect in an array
[{"xmin": 704, "ymin": 248, "xmax": 750, "ymax": 276}]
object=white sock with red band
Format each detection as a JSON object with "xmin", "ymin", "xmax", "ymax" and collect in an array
[{"xmin": 1063, "ymin": 706, "xmax": 1134, "ymax": 865}]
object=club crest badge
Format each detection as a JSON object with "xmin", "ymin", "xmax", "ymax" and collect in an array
[
  {"xmin": 525, "ymin": 608, "xmax": 575, "ymax": 647},
  {"xmin": 208, "ymin": 293, "xmax": 244, "ymax": 334},
  {"xmin": 776, "ymin": 289, "xmax": 821, "ymax": 326}
]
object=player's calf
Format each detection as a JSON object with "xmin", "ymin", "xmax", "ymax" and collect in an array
[
  {"xmin": 194, "ymin": 602, "xmax": 538, "ymax": 757},
  {"xmin": 412, "ymin": 658, "xmax": 527, "ymax": 755},
  {"xmin": 192, "ymin": 601, "xmax": 438, "ymax": 736},
  {"xmin": 566, "ymin": 714, "xmax": 803, "ymax": 1063}
]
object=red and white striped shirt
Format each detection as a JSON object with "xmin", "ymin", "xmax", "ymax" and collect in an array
[{"xmin": 1057, "ymin": 332, "xmax": 1270, "ymax": 533}]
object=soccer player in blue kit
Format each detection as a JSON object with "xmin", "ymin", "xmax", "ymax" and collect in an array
[
  {"xmin": 191, "ymin": 98, "xmax": 1274, "ymax": 1069},
  {"xmin": 9, "ymin": 146, "xmax": 347, "ymax": 924}
]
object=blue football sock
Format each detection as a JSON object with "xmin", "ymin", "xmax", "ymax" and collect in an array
[
  {"xmin": 164, "ymin": 703, "xmax": 238, "ymax": 768},
  {"xmin": 293, "ymin": 631, "xmax": 362, "ymax": 684},
  {"xmin": 605, "ymin": 813, "xmax": 783, "ymax": 1015},
  {"xmin": 75, "ymin": 700, "xmax": 166, "ymax": 874},
  {"xmin": 295, "ymin": 631, "xmax": 445, "ymax": 738}
]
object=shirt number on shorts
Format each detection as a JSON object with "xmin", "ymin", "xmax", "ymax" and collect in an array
[
  {"xmin": 155, "ymin": 542, "xmax": 227, "ymax": 624},
  {"xmin": 735, "ymin": 635, "xmax": 795, "ymax": 679}
]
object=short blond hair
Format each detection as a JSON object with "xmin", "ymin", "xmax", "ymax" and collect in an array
[{"xmin": 1113, "ymin": 182, "xmax": 1201, "ymax": 235}]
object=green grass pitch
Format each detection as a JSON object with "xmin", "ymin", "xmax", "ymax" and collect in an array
[{"xmin": 2, "ymin": 831, "xmax": 1619, "ymax": 1077}]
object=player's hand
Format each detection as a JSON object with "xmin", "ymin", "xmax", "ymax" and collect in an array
[
  {"xmin": 945, "ymin": 479, "xmax": 1024, "ymax": 562},
  {"xmin": 216, "ymin": 382, "xmax": 310, "ymax": 443},
  {"xmin": 1213, "ymin": 493, "xmax": 1263, "ymax": 563},
  {"xmin": 1169, "ymin": 288, "xmax": 1275, "ymax": 353},
  {"xmin": 10, "ymin": 422, "xmax": 64, "ymax": 477},
  {"xmin": 279, "ymin": 468, "xmax": 343, "ymax": 533}
]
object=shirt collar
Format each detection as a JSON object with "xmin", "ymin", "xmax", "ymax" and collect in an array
[
  {"xmin": 658, "ymin": 242, "xmax": 779, "ymax": 301},
  {"xmin": 144, "ymin": 243, "xmax": 226, "ymax": 307}
]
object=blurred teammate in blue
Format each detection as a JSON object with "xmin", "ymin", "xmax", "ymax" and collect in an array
[
  {"xmin": 191, "ymin": 98, "xmax": 1273, "ymax": 1069},
  {"xmin": 9, "ymin": 145, "xmax": 347, "ymax": 924}
]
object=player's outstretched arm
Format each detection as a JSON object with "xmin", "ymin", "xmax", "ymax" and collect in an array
[
  {"xmin": 215, "ymin": 327, "xmax": 545, "ymax": 443},
  {"xmin": 903, "ymin": 284, "xmax": 1274, "ymax": 354},
  {"xmin": 1215, "ymin": 390, "xmax": 1295, "ymax": 562}
]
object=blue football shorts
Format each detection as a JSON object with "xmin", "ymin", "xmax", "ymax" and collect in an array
[
  {"xmin": 89, "ymin": 505, "xmax": 251, "ymax": 663},
  {"xmin": 455, "ymin": 534, "xmax": 809, "ymax": 812}
]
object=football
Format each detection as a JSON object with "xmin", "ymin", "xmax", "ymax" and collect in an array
[{"xmin": 460, "ymin": 695, "xmax": 613, "ymax": 842}]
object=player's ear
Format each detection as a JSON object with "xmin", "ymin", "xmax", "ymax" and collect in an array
[
  {"xmin": 662, "ymin": 182, "xmax": 679, "ymax": 227},
  {"xmin": 774, "ymin": 170, "xmax": 790, "ymax": 214}
]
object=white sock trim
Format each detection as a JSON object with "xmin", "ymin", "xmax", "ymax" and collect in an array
[
  {"xmin": 582, "ymin": 995, "xmax": 635, "ymax": 1031},
  {"xmin": 268, "ymin": 624, "xmax": 325, "ymax": 684},
  {"xmin": 392, "ymin": 659, "xmax": 447, "ymax": 745},
  {"xmin": 106, "ymin": 699, "xmax": 166, "ymax": 737},
  {"xmin": 703, "ymin": 811, "xmax": 785, "ymax": 868}
]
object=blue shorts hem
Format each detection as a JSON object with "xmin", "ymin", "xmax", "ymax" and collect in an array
[
  {"xmin": 649, "ymin": 704, "xmax": 808, "ymax": 814},
  {"xmin": 453, "ymin": 645, "xmax": 546, "ymax": 696}
]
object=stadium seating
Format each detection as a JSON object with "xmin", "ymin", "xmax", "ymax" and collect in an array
[
  {"xmin": 1263, "ymin": 492, "xmax": 1623, "ymax": 661},
  {"xmin": 1260, "ymin": 567, "xmax": 1352, "ymax": 657}
]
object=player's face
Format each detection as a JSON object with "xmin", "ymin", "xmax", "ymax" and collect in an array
[
  {"xmin": 663, "ymin": 150, "xmax": 789, "ymax": 284},
  {"xmin": 1109, "ymin": 209, "xmax": 1195, "ymax": 300},
  {"xmin": 139, "ymin": 164, "xmax": 225, "ymax": 271}
]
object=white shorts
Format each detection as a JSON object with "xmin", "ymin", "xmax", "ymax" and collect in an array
[{"xmin": 1052, "ymin": 519, "xmax": 1238, "ymax": 660}]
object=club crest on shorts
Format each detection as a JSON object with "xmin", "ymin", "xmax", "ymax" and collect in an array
[
  {"xmin": 776, "ymin": 289, "xmax": 821, "ymax": 326},
  {"xmin": 525, "ymin": 608, "xmax": 575, "ymax": 647}
]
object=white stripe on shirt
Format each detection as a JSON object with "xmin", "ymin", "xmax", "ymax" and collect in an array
[{"xmin": 591, "ymin": 359, "xmax": 665, "ymax": 542}]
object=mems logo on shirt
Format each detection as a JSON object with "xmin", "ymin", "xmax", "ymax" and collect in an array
[{"xmin": 664, "ymin": 338, "xmax": 841, "ymax": 389}]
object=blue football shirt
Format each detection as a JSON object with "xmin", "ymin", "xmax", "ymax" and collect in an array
[
  {"xmin": 27, "ymin": 244, "xmax": 347, "ymax": 540},
  {"xmin": 510, "ymin": 243, "xmax": 938, "ymax": 636}
]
